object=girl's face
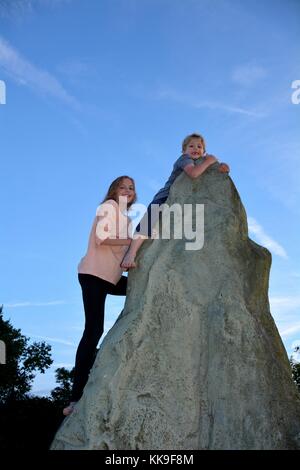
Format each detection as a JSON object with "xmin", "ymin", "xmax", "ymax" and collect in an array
[
  {"xmin": 184, "ymin": 138, "xmax": 205, "ymax": 159},
  {"xmin": 117, "ymin": 178, "xmax": 135, "ymax": 204}
]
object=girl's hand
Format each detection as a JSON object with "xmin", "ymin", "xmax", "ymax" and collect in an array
[{"xmin": 218, "ymin": 163, "xmax": 230, "ymax": 173}]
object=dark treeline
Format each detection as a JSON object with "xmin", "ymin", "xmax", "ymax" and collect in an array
[{"xmin": 0, "ymin": 305, "xmax": 74, "ymax": 449}]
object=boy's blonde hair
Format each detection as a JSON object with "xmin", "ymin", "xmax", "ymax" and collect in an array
[{"xmin": 182, "ymin": 133, "xmax": 206, "ymax": 153}]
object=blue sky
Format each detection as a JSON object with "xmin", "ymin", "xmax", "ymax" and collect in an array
[{"xmin": 0, "ymin": 0, "xmax": 299, "ymax": 395}]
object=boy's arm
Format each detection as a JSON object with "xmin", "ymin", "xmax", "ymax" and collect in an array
[{"xmin": 183, "ymin": 155, "xmax": 218, "ymax": 179}]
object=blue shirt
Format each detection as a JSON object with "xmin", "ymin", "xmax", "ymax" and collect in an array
[{"xmin": 152, "ymin": 154, "xmax": 208, "ymax": 202}]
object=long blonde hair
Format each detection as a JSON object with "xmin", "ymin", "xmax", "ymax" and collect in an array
[{"xmin": 101, "ymin": 176, "xmax": 137, "ymax": 208}]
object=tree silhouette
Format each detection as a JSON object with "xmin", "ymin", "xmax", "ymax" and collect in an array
[
  {"xmin": 290, "ymin": 346, "xmax": 300, "ymax": 392},
  {"xmin": 0, "ymin": 305, "xmax": 52, "ymax": 403},
  {"xmin": 51, "ymin": 366, "xmax": 75, "ymax": 406}
]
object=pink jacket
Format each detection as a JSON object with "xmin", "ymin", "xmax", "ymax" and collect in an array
[{"xmin": 78, "ymin": 199, "xmax": 131, "ymax": 285}]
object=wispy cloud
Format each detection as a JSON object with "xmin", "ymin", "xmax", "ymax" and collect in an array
[
  {"xmin": 232, "ymin": 64, "xmax": 268, "ymax": 86},
  {"xmin": 280, "ymin": 323, "xmax": 300, "ymax": 338},
  {"xmin": 5, "ymin": 300, "xmax": 67, "ymax": 308},
  {"xmin": 57, "ymin": 58, "xmax": 95, "ymax": 83},
  {"xmin": 0, "ymin": 35, "xmax": 80, "ymax": 109},
  {"xmin": 289, "ymin": 272, "xmax": 300, "ymax": 279},
  {"xmin": 70, "ymin": 325, "xmax": 84, "ymax": 331},
  {"xmin": 270, "ymin": 295, "xmax": 300, "ymax": 312},
  {"xmin": 253, "ymin": 141, "xmax": 300, "ymax": 216},
  {"xmin": 50, "ymin": 362, "xmax": 74, "ymax": 368},
  {"xmin": 248, "ymin": 217, "xmax": 288, "ymax": 258},
  {"xmin": 0, "ymin": 0, "xmax": 71, "ymax": 18},
  {"xmin": 24, "ymin": 333, "xmax": 76, "ymax": 347},
  {"xmin": 153, "ymin": 88, "xmax": 266, "ymax": 118},
  {"xmin": 270, "ymin": 295, "xmax": 300, "ymax": 338}
]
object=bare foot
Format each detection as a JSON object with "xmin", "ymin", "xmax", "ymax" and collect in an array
[
  {"xmin": 62, "ymin": 401, "xmax": 77, "ymax": 416},
  {"xmin": 121, "ymin": 252, "xmax": 137, "ymax": 269}
]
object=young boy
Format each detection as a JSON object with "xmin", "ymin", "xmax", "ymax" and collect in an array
[{"xmin": 121, "ymin": 133, "xmax": 229, "ymax": 268}]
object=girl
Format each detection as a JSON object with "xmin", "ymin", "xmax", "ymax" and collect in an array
[{"xmin": 63, "ymin": 176, "xmax": 136, "ymax": 416}]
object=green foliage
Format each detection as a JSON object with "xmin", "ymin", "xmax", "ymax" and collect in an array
[
  {"xmin": 0, "ymin": 305, "xmax": 75, "ymax": 448},
  {"xmin": 0, "ymin": 305, "xmax": 53, "ymax": 403},
  {"xmin": 290, "ymin": 346, "xmax": 300, "ymax": 393},
  {"xmin": 51, "ymin": 366, "xmax": 75, "ymax": 406}
]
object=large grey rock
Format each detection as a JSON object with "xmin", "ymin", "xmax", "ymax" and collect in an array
[{"xmin": 51, "ymin": 165, "xmax": 300, "ymax": 450}]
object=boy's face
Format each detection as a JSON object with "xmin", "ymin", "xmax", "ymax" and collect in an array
[{"xmin": 184, "ymin": 138, "xmax": 205, "ymax": 159}]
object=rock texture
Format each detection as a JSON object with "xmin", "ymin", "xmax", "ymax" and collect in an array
[{"xmin": 51, "ymin": 165, "xmax": 300, "ymax": 450}]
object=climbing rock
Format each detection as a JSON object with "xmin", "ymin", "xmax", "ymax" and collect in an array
[{"xmin": 51, "ymin": 165, "xmax": 300, "ymax": 450}]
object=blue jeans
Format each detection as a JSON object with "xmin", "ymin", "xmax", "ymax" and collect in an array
[{"xmin": 135, "ymin": 196, "xmax": 168, "ymax": 238}]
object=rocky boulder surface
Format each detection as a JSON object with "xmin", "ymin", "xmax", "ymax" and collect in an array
[{"xmin": 51, "ymin": 165, "xmax": 300, "ymax": 450}]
